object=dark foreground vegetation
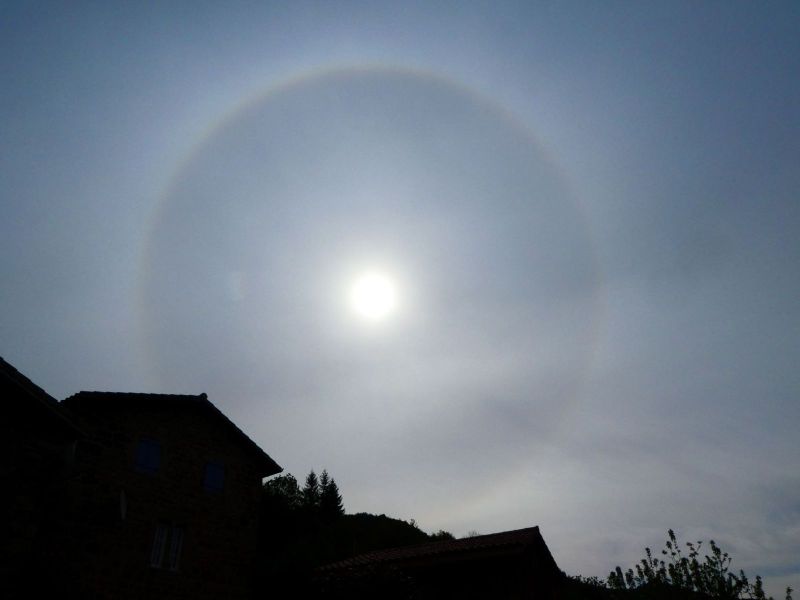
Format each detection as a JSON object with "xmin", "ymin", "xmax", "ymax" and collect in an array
[
  {"xmin": 255, "ymin": 473, "xmax": 793, "ymax": 599},
  {"xmin": 565, "ymin": 530, "xmax": 792, "ymax": 600},
  {"xmin": 255, "ymin": 470, "xmax": 454, "ymax": 595}
]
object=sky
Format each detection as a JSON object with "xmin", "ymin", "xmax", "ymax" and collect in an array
[{"xmin": 2, "ymin": 1, "xmax": 799, "ymax": 593}]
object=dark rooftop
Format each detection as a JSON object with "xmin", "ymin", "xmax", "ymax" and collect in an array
[
  {"xmin": 62, "ymin": 390, "xmax": 281, "ymax": 476},
  {"xmin": 1, "ymin": 356, "xmax": 83, "ymax": 436},
  {"xmin": 320, "ymin": 526, "xmax": 559, "ymax": 571}
]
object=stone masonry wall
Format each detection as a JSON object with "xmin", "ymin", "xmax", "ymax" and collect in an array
[{"xmin": 54, "ymin": 401, "xmax": 266, "ymax": 600}]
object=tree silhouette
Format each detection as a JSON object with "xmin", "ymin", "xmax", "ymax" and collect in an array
[
  {"xmin": 263, "ymin": 473, "xmax": 301, "ymax": 509},
  {"xmin": 302, "ymin": 470, "xmax": 321, "ymax": 509},
  {"xmin": 319, "ymin": 469, "xmax": 329, "ymax": 491},
  {"xmin": 320, "ymin": 469, "xmax": 344, "ymax": 519},
  {"xmin": 607, "ymin": 530, "xmax": 793, "ymax": 600},
  {"xmin": 429, "ymin": 530, "xmax": 455, "ymax": 541}
]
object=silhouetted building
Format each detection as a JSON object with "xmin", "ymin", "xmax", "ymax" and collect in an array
[
  {"xmin": 1, "ymin": 357, "xmax": 83, "ymax": 599},
  {"xmin": 2, "ymin": 356, "xmax": 281, "ymax": 600},
  {"xmin": 317, "ymin": 525, "xmax": 563, "ymax": 599},
  {"xmin": 55, "ymin": 391, "xmax": 282, "ymax": 600}
]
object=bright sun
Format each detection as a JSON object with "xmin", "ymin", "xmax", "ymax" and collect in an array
[{"xmin": 349, "ymin": 271, "xmax": 398, "ymax": 321}]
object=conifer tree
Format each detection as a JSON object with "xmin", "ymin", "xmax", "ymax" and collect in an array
[
  {"xmin": 301, "ymin": 469, "xmax": 320, "ymax": 509},
  {"xmin": 319, "ymin": 469, "xmax": 330, "ymax": 495},
  {"xmin": 319, "ymin": 469, "xmax": 345, "ymax": 519}
]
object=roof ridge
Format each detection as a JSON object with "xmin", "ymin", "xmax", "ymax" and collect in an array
[
  {"xmin": 320, "ymin": 525, "xmax": 544, "ymax": 571},
  {"xmin": 1, "ymin": 356, "xmax": 84, "ymax": 435},
  {"xmin": 65, "ymin": 390, "xmax": 207, "ymax": 399},
  {"xmin": 388, "ymin": 525, "xmax": 541, "ymax": 551},
  {"xmin": 61, "ymin": 390, "xmax": 281, "ymax": 477},
  {"xmin": 1, "ymin": 356, "xmax": 58, "ymax": 405}
]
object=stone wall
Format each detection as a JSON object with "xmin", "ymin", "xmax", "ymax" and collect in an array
[
  {"xmin": 53, "ymin": 400, "xmax": 265, "ymax": 600},
  {"xmin": 1, "ymin": 372, "xmax": 78, "ymax": 600}
]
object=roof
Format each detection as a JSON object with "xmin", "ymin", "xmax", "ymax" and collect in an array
[
  {"xmin": 1, "ymin": 356, "xmax": 83, "ymax": 436},
  {"xmin": 320, "ymin": 526, "xmax": 560, "ymax": 572},
  {"xmin": 62, "ymin": 391, "xmax": 282, "ymax": 477}
]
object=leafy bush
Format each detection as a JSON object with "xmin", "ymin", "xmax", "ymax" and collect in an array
[{"xmin": 606, "ymin": 530, "xmax": 792, "ymax": 600}]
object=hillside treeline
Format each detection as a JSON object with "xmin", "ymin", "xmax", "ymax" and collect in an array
[{"xmin": 254, "ymin": 470, "xmax": 453, "ymax": 593}]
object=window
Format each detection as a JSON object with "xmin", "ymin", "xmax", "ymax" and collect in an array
[
  {"xmin": 149, "ymin": 523, "xmax": 168, "ymax": 567},
  {"xmin": 203, "ymin": 461, "xmax": 225, "ymax": 493},
  {"xmin": 166, "ymin": 526, "xmax": 184, "ymax": 570},
  {"xmin": 134, "ymin": 438, "xmax": 161, "ymax": 474},
  {"xmin": 150, "ymin": 523, "xmax": 184, "ymax": 571}
]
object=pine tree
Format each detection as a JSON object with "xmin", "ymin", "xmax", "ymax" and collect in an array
[
  {"xmin": 319, "ymin": 469, "xmax": 344, "ymax": 519},
  {"xmin": 319, "ymin": 469, "xmax": 330, "ymax": 491},
  {"xmin": 301, "ymin": 469, "xmax": 320, "ymax": 509}
]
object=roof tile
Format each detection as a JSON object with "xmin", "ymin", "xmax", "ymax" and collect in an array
[{"xmin": 320, "ymin": 526, "xmax": 553, "ymax": 571}]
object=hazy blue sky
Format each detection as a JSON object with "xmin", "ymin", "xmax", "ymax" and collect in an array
[{"xmin": 2, "ymin": 1, "xmax": 798, "ymax": 593}]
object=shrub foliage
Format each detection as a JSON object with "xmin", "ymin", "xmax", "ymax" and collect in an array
[{"xmin": 605, "ymin": 530, "xmax": 792, "ymax": 600}]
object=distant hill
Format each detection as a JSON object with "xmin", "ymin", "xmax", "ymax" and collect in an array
[
  {"xmin": 322, "ymin": 512, "xmax": 432, "ymax": 559},
  {"xmin": 256, "ymin": 504, "xmax": 435, "ymax": 590}
]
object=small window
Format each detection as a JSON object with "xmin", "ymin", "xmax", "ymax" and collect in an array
[
  {"xmin": 150, "ymin": 523, "xmax": 184, "ymax": 571},
  {"xmin": 203, "ymin": 461, "xmax": 225, "ymax": 493},
  {"xmin": 135, "ymin": 438, "xmax": 161, "ymax": 474}
]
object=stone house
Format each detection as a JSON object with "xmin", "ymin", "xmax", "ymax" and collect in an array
[
  {"xmin": 1, "ymin": 357, "xmax": 83, "ymax": 599},
  {"xmin": 2, "ymin": 356, "xmax": 281, "ymax": 600},
  {"xmin": 56, "ymin": 391, "xmax": 282, "ymax": 600}
]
